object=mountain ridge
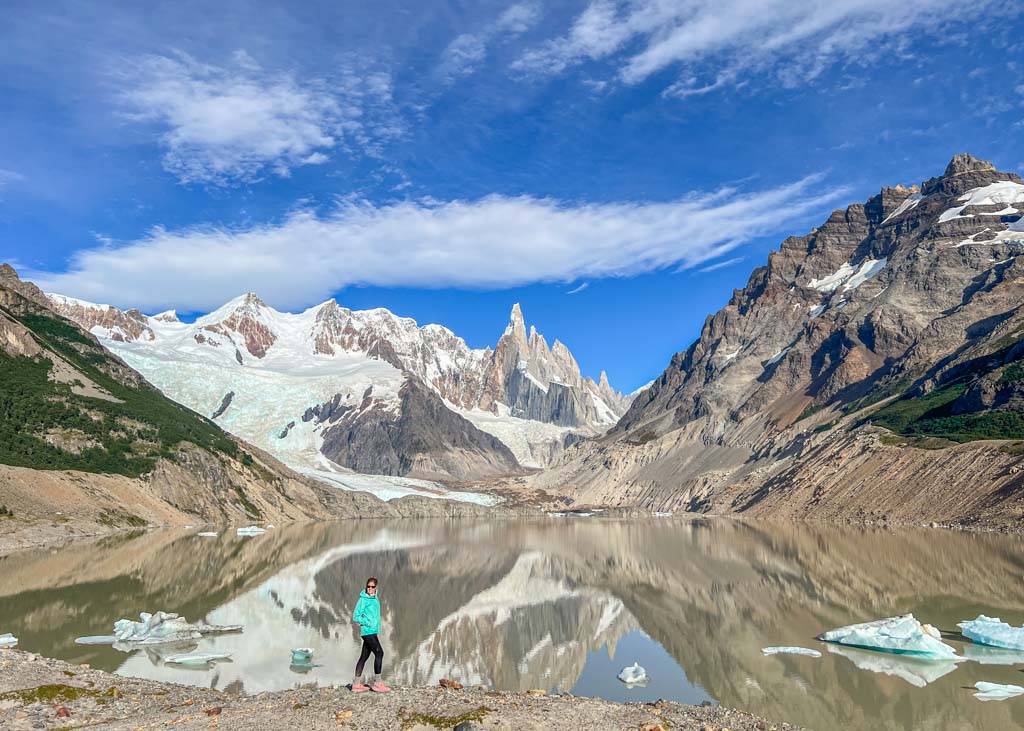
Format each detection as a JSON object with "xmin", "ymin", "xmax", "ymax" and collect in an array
[{"xmin": 533, "ymin": 153, "xmax": 1024, "ymax": 527}]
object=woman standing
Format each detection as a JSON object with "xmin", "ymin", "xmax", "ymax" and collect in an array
[{"xmin": 351, "ymin": 576, "xmax": 390, "ymax": 693}]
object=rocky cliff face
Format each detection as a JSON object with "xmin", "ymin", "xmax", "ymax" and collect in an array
[{"xmin": 537, "ymin": 154, "xmax": 1024, "ymax": 525}]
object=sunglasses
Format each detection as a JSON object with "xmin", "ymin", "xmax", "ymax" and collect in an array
[{"xmin": 367, "ymin": 584, "xmax": 377, "ymax": 589}]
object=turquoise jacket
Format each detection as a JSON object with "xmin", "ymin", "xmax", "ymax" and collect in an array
[{"xmin": 352, "ymin": 590, "xmax": 381, "ymax": 636}]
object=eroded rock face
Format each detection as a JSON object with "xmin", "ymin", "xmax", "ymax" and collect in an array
[
  {"xmin": 538, "ymin": 154, "xmax": 1024, "ymax": 521},
  {"xmin": 318, "ymin": 379, "xmax": 521, "ymax": 480}
]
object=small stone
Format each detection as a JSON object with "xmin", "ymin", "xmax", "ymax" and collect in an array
[
  {"xmin": 15, "ymin": 711, "xmax": 27, "ymax": 719},
  {"xmin": 526, "ymin": 689, "xmax": 546, "ymax": 696},
  {"xmin": 453, "ymin": 722, "xmax": 483, "ymax": 731},
  {"xmin": 439, "ymin": 678, "xmax": 463, "ymax": 690},
  {"xmin": 335, "ymin": 710, "xmax": 353, "ymax": 720},
  {"xmin": 55, "ymin": 706, "xmax": 71, "ymax": 718},
  {"xmin": 203, "ymin": 706, "xmax": 222, "ymax": 716},
  {"xmin": 79, "ymin": 663, "xmax": 90, "ymax": 669}
]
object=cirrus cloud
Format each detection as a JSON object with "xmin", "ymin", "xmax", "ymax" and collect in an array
[
  {"xmin": 513, "ymin": 0, "xmax": 1009, "ymax": 95},
  {"xmin": 32, "ymin": 175, "xmax": 844, "ymax": 313}
]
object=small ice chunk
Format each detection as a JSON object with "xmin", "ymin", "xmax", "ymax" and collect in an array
[
  {"xmin": 197, "ymin": 531, "xmax": 218, "ymax": 537},
  {"xmin": 818, "ymin": 614, "xmax": 959, "ymax": 659},
  {"xmin": 0, "ymin": 633, "xmax": 17, "ymax": 648},
  {"xmin": 236, "ymin": 526, "xmax": 267, "ymax": 536},
  {"xmin": 291, "ymin": 647, "xmax": 314, "ymax": 662},
  {"xmin": 958, "ymin": 615, "xmax": 1024, "ymax": 651},
  {"xmin": 617, "ymin": 662, "xmax": 648, "ymax": 685},
  {"xmin": 75, "ymin": 635, "xmax": 118, "ymax": 645},
  {"xmin": 973, "ymin": 681, "xmax": 1024, "ymax": 702},
  {"xmin": 114, "ymin": 611, "xmax": 202, "ymax": 645},
  {"xmin": 164, "ymin": 652, "xmax": 231, "ymax": 665},
  {"xmin": 762, "ymin": 646, "xmax": 822, "ymax": 658}
]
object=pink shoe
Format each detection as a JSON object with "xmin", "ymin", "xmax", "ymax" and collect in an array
[
  {"xmin": 370, "ymin": 682, "xmax": 392, "ymax": 693},
  {"xmin": 351, "ymin": 683, "xmax": 370, "ymax": 693}
]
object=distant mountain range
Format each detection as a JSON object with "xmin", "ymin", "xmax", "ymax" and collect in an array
[
  {"xmin": 536, "ymin": 154, "xmax": 1024, "ymax": 528},
  {"xmin": 48, "ymin": 291, "xmax": 631, "ymax": 489}
]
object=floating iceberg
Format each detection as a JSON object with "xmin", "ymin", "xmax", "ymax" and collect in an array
[
  {"xmin": 762, "ymin": 646, "xmax": 822, "ymax": 658},
  {"xmin": 197, "ymin": 531, "xmax": 218, "ymax": 537},
  {"xmin": 617, "ymin": 662, "xmax": 648, "ymax": 685},
  {"xmin": 818, "ymin": 614, "xmax": 959, "ymax": 659},
  {"xmin": 826, "ymin": 645, "xmax": 960, "ymax": 688},
  {"xmin": 958, "ymin": 615, "xmax": 1024, "ymax": 651},
  {"xmin": 0, "ymin": 633, "xmax": 17, "ymax": 648},
  {"xmin": 75, "ymin": 635, "xmax": 117, "ymax": 645},
  {"xmin": 291, "ymin": 647, "xmax": 314, "ymax": 662},
  {"xmin": 164, "ymin": 652, "xmax": 231, "ymax": 665},
  {"xmin": 973, "ymin": 681, "xmax": 1024, "ymax": 702},
  {"xmin": 236, "ymin": 526, "xmax": 267, "ymax": 536},
  {"xmin": 111, "ymin": 612, "xmax": 241, "ymax": 645}
]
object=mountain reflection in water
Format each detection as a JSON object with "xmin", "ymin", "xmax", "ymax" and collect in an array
[{"xmin": 1, "ymin": 518, "xmax": 1023, "ymax": 731}]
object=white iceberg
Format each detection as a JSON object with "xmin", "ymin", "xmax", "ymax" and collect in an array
[
  {"xmin": 958, "ymin": 615, "xmax": 1024, "ymax": 651},
  {"xmin": 75, "ymin": 635, "xmax": 118, "ymax": 645},
  {"xmin": 762, "ymin": 646, "xmax": 821, "ymax": 658},
  {"xmin": 164, "ymin": 652, "xmax": 232, "ymax": 665},
  {"xmin": 0, "ymin": 633, "xmax": 17, "ymax": 648},
  {"xmin": 973, "ymin": 681, "xmax": 1024, "ymax": 702},
  {"xmin": 617, "ymin": 662, "xmax": 648, "ymax": 685},
  {"xmin": 197, "ymin": 531, "xmax": 218, "ymax": 537},
  {"xmin": 818, "ymin": 614, "xmax": 959, "ymax": 659},
  {"xmin": 826, "ymin": 645, "xmax": 961, "ymax": 688},
  {"xmin": 111, "ymin": 611, "xmax": 241, "ymax": 645},
  {"xmin": 236, "ymin": 525, "xmax": 267, "ymax": 536}
]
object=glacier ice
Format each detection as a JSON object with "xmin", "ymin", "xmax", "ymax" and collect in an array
[
  {"xmin": 617, "ymin": 662, "xmax": 649, "ymax": 685},
  {"xmin": 762, "ymin": 646, "xmax": 821, "ymax": 658},
  {"xmin": 164, "ymin": 652, "xmax": 232, "ymax": 665},
  {"xmin": 973, "ymin": 681, "xmax": 1024, "ymax": 702},
  {"xmin": 0, "ymin": 633, "xmax": 17, "ymax": 648},
  {"xmin": 958, "ymin": 615, "xmax": 1024, "ymax": 651},
  {"xmin": 111, "ymin": 612, "xmax": 242, "ymax": 645},
  {"xmin": 818, "ymin": 614, "xmax": 959, "ymax": 659},
  {"xmin": 826, "ymin": 645, "xmax": 960, "ymax": 688},
  {"xmin": 235, "ymin": 524, "xmax": 266, "ymax": 536},
  {"xmin": 75, "ymin": 635, "xmax": 118, "ymax": 645},
  {"xmin": 197, "ymin": 531, "xmax": 218, "ymax": 537},
  {"xmin": 291, "ymin": 647, "xmax": 314, "ymax": 662}
]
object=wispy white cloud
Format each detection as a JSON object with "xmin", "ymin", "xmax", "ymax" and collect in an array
[
  {"xmin": 514, "ymin": 0, "xmax": 1005, "ymax": 95},
  {"xmin": 0, "ymin": 169, "xmax": 25, "ymax": 187},
  {"xmin": 695, "ymin": 256, "xmax": 745, "ymax": 273},
  {"xmin": 566, "ymin": 282, "xmax": 589, "ymax": 294},
  {"xmin": 32, "ymin": 175, "xmax": 845, "ymax": 312},
  {"xmin": 439, "ymin": 2, "xmax": 542, "ymax": 80},
  {"xmin": 114, "ymin": 51, "xmax": 401, "ymax": 185}
]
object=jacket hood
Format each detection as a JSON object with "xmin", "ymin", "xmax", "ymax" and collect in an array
[{"xmin": 360, "ymin": 589, "xmax": 378, "ymax": 600}]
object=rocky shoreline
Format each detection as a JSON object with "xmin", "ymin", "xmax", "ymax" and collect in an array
[{"xmin": 0, "ymin": 649, "xmax": 799, "ymax": 731}]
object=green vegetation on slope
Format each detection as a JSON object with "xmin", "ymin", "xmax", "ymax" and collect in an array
[
  {"xmin": 0, "ymin": 307, "xmax": 237, "ymax": 476},
  {"xmin": 871, "ymin": 337, "xmax": 1024, "ymax": 443}
]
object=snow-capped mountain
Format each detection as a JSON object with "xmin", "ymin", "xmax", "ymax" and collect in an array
[{"xmin": 48, "ymin": 293, "xmax": 631, "ymax": 486}]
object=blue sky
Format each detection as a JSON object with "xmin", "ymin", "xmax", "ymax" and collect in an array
[{"xmin": 2, "ymin": 1, "xmax": 1022, "ymax": 392}]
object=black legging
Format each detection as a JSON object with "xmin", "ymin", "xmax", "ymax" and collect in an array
[{"xmin": 355, "ymin": 633, "xmax": 384, "ymax": 676}]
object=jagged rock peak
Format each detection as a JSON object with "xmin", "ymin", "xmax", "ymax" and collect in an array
[
  {"xmin": 921, "ymin": 153, "xmax": 1020, "ymax": 197},
  {"xmin": 944, "ymin": 153, "xmax": 996, "ymax": 178}
]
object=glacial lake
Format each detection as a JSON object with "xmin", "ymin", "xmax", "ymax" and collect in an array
[{"xmin": 2, "ymin": 517, "xmax": 1024, "ymax": 730}]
